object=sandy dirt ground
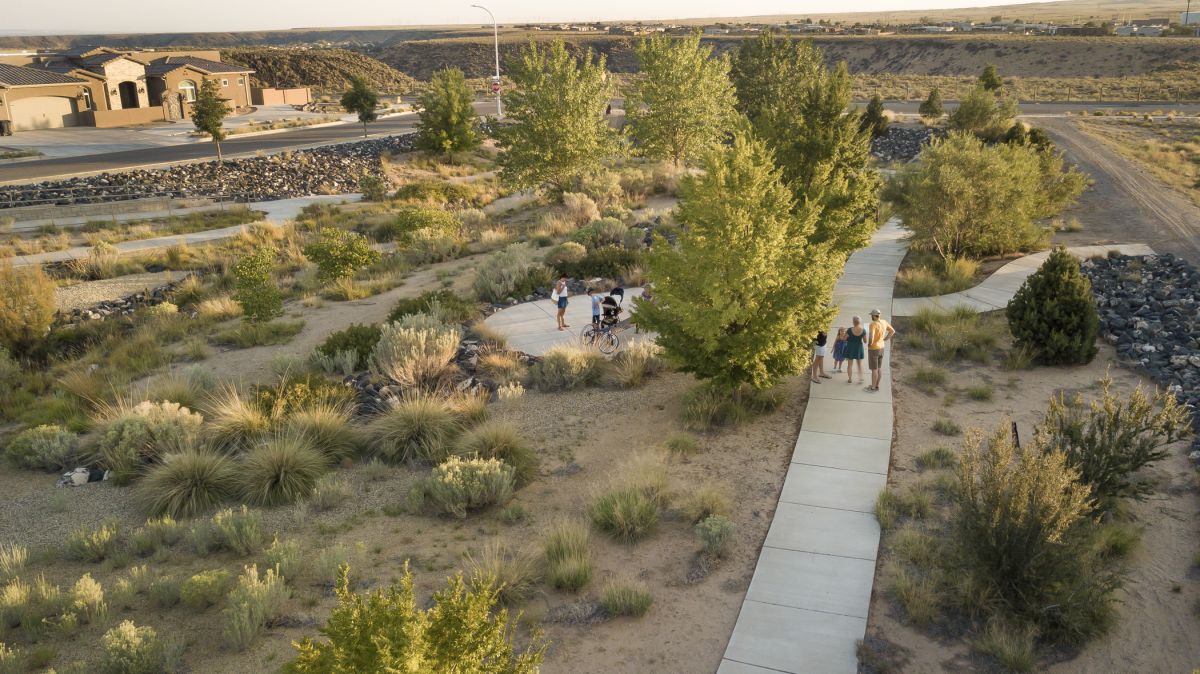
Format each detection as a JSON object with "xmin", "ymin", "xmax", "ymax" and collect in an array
[
  {"xmin": 54, "ymin": 270, "xmax": 187, "ymax": 312},
  {"xmin": 865, "ymin": 330, "xmax": 1200, "ymax": 673}
]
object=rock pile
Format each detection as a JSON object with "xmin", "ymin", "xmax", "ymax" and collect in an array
[
  {"xmin": 1082, "ymin": 253, "xmax": 1200, "ymax": 450},
  {"xmin": 870, "ymin": 126, "xmax": 938, "ymax": 163},
  {"xmin": 1, "ymin": 134, "xmax": 418, "ymax": 210}
]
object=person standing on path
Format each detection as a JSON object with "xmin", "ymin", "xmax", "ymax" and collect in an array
[
  {"xmin": 811, "ymin": 331, "xmax": 831, "ymax": 383},
  {"xmin": 866, "ymin": 309, "xmax": 896, "ymax": 392},
  {"xmin": 843, "ymin": 317, "xmax": 867, "ymax": 385},
  {"xmin": 553, "ymin": 275, "xmax": 570, "ymax": 331},
  {"xmin": 587, "ymin": 288, "xmax": 602, "ymax": 326},
  {"xmin": 831, "ymin": 327, "xmax": 848, "ymax": 373}
]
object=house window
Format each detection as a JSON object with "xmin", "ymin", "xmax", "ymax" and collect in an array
[
  {"xmin": 237, "ymin": 77, "xmax": 244, "ymax": 86},
  {"xmin": 221, "ymin": 78, "xmax": 229, "ymax": 87},
  {"xmin": 179, "ymin": 80, "xmax": 197, "ymax": 102},
  {"xmin": 81, "ymin": 89, "xmax": 93, "ymax": 110}
]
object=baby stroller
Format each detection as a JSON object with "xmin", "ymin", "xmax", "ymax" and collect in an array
[
  {"xmin": 581, "ymin": 288, "xmax": 625, "ymax": 354},
  {"xmin": 601, "ymin": 295, "xmax": 622, "ymax": 327}
]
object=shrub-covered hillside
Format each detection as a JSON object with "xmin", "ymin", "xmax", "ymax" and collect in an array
[{"xmin": 221, "ymin": 47, "xmax": 418, "ymax": 92}]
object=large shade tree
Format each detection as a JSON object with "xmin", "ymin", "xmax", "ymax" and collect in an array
[
  {"xmin": 416, "ymin": 68, "xmax": 480, "ymax": 159},
  {"xmin": 497, "ymin": 40, "xmax": 619, "ymax": 195},
  {"xmin": 730, "ymin": 33, "xmax": 880, "ymax": 257},
  {"xmin": 624, "ymin": 32, "xmax": 737, "ymax": 166},
  {"xmin": 634, "ymin": 123, "xmax": 838, "ymax": 391}
]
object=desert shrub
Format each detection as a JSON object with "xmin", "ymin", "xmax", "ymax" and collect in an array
[
  {"xmin": 223, "ymin": 564, "xmax": 290, "ymax": 651},
  {"xmin": 679, "ymin": 481, "xmax": 732, "ymax": 523},
  {"xmin": 371, "ymin": 322, "xmax": 461, "ymax": 392},
  {"xmin": 91, "ymin": 401, "xmax": 204, "ymax": 483},
  {"xmin": 695, "ymin": 514, "xmax": 735, "ymax": 557},
  {"xmin": 558, "ymin": 246, "xmax": 641, "ymax": 280},
  {"xmin": 1037, "ymin": 377, "xmax": 1189, "ymax": 511},
  {"xmin": 544, "ymin": 521, "xmax": 592, "ymax": 592},
  {"xmin": 932, "ymin": 418, "xmax": 962, "ymax": 436},
  {"xmin": 238, "ymin": 434, "xmax": 328, "ymax": 507},
  {"xmin": 196, "ymin": 296, "xmax": 242, "ymax": 321},
  {"xmin": 148, "ymin": 576, "xmax": 180, "ymax": 608},
  {"xmin": 358, "ymin": 174, "xmax": 388, "ymax": 202},
  {"xmin": 0, "ymin": 261, "xmax": 56, "ymax": 353},
  {"xmin": 100, "ymin": 620, "xmax": 172, "ymax": 674},
  {"xmin": 252, "ymin": 376, "xmax": 354, "ymax": 420},
  {"xmin": 232, "ymin": 247, "xmax": 282, "ymax": 322},
  {"xmin": 590, "ymin": 485, "xmax": 659, "ymax": 543},
  {"xmin": 137, "ymin": 450, "xmax": 237, "ymax": 519},
  {"xmin": 570, "ymin": 217, "xmax": 628, "ymax": 250},
  {"xmin": 4, "ymin": 424, "xmax": 78, "ymax": 472},
  {"xmin": 600, "ymin": 580, "xmax": 653, "ymax": 617},
  {"xmin": 285, "ymin": 402, "xmax": 360, "ymax": 465},
  {"xmin": 211, "ymin": 507, "xmax": 265, "ymax": 556},
  {"xmin": 304, "ymin": 227, "xmax": 381, "ymax": 282},
  {"xmin": 368, "ymin": 394, "xmax": 462, "ymax": 463},
  {"xmin": 129, "ymin": 515, "xmax": 184, "ymax": 557},
  {"xmin": 1007, "ymin": 248, "xmax": 1098, "ymax": 365},
  {"xmin": 205, "ymin": 387, "xmax": 272, "ymax": 454},
  {"xmin": 528, "ymin": 344, "xmax": 604, "ymax": 391},
  {"xmin": 560, "ymin": 192, "xmax": 601, "ymax": 226},
  {"xmin": 212, "ymin": 319, "xmax": 304, "ymax": 348},
  {"xmin": 388, "ymin": 290, "xmax": 477, "ymax": 325},
  {"xmin": 609, "ymin": 340, "xmax": 665, "ymax": 388},
  {"xmin": 314, "ymin": 542, "xmax": 368, "ymax": 587},
  {"xmin": 287, "ymin": 565, "xmax": 543, "ymax": 672},
  {"xmin": 315, "ymin": 323, "xmax": 381, "ymax": 369},
  {"xmin": 0, "ymin": 544, "xmax": 26, "ymax": 581},
  {"xmin": 421, "ymin": 456, "xmax": 515, "ymax": 518},
  {"xmin": 543, "ymin": 241, "xmax": 587, "ymax": 272},
  {"xmin": 181, "ymin": 569, "xmax": 234, "ymax": 609},
  {"xmin": 464, "ymin": 541, "xmax": 542, "ymax": 605},
  {"xmin": 472, "ymin": 243, "xmax": 550, "ymax": 303},
  {"xmin": 973, "ymin": 619, "xmax": 1037, "ymax": 673},
  {"xmin": 576, "ymin": 170, "xmax": 624, "ymax": 210},
  {"xmin": 377, "ymin": 206, "xmax": 459, "ymax": 243},
  {"xmin": 890, "ymin": 567, "xmax": 942, "ymax": 627},
  {"xmin": 681, "ymin": 383, "xmax": 784, "ymax": 432},
  {"xmin": 952, "ymin": 425, "xmax": 1117, "ymax": 642},
  {"xmin": 1094, "ymin": 521, "xmax": 1141, "ymax": 561},
  {"xmin": 475, "ymin": 348, "xmax": 526, "ymax": 387},
  {"xmin": 70, "ymin": 573, "xmax": 106, "ymax": 623},
  {"xmin": 265, "ymin": 537, "xmax": 302, "ymax": 582},
  {"xmin": 966, "ymin": 384, "xmax": 994, "ymax": 401},
  {"xmin": 64, "ymin": 522, "xmax": 120, "ymax": 563},
  {"xmin": 916, "ymin": 447, "xmax": 957, "ymax": 471},
  {"xmin": 393, "ymin": 179, "xmax": 476, "ymax": 205},
  {"xmin": 454, "ymin": 421, "xmax": 538, "ymax": 486}
]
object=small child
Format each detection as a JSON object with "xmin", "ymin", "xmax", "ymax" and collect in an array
[
  {"xmin": 587, "ymin": 288, "xmax": 602, "ymax": 326},
  {"xmin": 832, "ymin": 327, "xmax": 848, "ymax": 373}
]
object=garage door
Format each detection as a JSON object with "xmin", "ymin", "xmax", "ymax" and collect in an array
[{"xmin": 11, "ymin": 96, "xmax": 80, "ymax": 131}]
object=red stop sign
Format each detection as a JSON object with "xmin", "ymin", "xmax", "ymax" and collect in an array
[{"xmin": 491, "ymin": 82, "xmax": 501, "ymax": 93}]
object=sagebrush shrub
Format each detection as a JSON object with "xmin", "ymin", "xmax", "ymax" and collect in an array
[
  {"xmin": 138, "ymin": 450, "xmax": 237, "ymax": 519},
  {"xmin": 570, "ymin": 217, "xmax": 628, "ymax": 250},
  {"xmin": 543, "ymin": 241, "xmax": 587, "ymax": 273},
  {"xmin": 560, "ymin": 192, "xmax": 600, "ymax": 226},
  {"xmin": 1007, "ymin": 248, "xmax": 1098, "ymax": 365},
  {"xmin": 4, "ymin": 425, "xmax": 79, "ymax": 472},
  {"xmin": 315, "ymin": 323, "xmax": 381, "ymax": 366},
  {"xmin": 454, "ymin": 421, "xmax": 538, "ymax": 486},
  {"xmin": 92, "ymin": 401, "xmax": 204, "ymax": 483},
  {"xmin": 71, "ymin": 573, "xmax": 107, "ymax": 623},
  {"xmin": 222, "ymin": 564, "xmax": 290, "ymax": 652},
  {"xmin": 181, "ymin": 569, "xmax": 234, "ymax": 609},
  {"xmin": 370, "ymin": 321, "xmax": 462, "ymax": 391},
  {"xmin": 0, "ymin": 261, "xmax": 56, "ymax": 353},
  {"xmin": 369, "ymin": 394, "xmax": 462, "ymax": 463},
  {"xmin": 129, "ymin": 515, "xmax": 184, "ymax": 557},
  {"xmin": 100, "ymin": 620, "xmax": 169, "ymax": 674},
  {"xmin": 65, "ymin": 522, "xmax": 120, "ymax": 563},
  {"xmin": 238, "ymin": 434, "xmax": 328, "ymax": 507},
  {"xmin": 265, "ymin": 537, "xmax": 302, "ymax": 582},
  {"xmin": 695, "ymin": 514, "xmax": 735, "ymax": 557},
  {"xmin": 304, "ymin": 227, "xmax": 381, "ymax": 282},
  {"xmin": 528, "ymin": 345, "xmax": 603, "ymax": 391},
  {"xmin": 211, "ymin": 506, "xmax": 265, "ymax": 556},
  {"xmin": 378, "ymin": 206, "xmax": 460, "ymax": 244},
  {"xmin": 472, "ymin": 243, "xmax": 550, "ymax": 303},
  {"xmin": 422, "ymin": 456, "xmax": 515, "ymax": 518}
]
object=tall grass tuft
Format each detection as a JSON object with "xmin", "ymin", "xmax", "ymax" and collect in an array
[
  {"xmin": 284, "ymin": 402, "xmax": 360, "ymax": 464},
  {"xmin": 205, "ymin": 386, "xmax": 272, "ymax": 454},
  {"xmin": 129, "ymin": 515, "xmax": 184, "ymax": 557},
  {"xmin": 681, "ymin": 383, "xmax": 784, "ymax": 432},
  {"xmin": 65, "ymin": 522, "xmax": 120, "ymax": 563},
  {"xmin": 238, "ymin": 434, "xmax": 328, "ymax": 507},
  {"xmin": 600, "ymin": 580, "xmax": 653, "ymax": 617},
  {"xmin": 454, "ymin": 421, "xmax": 539, "ymax": 486},
  {"xmin": 222, "ymin": 564, "xmax": 290, "ymax": 652},
  {"xmin": 544, "ymin": 520, "xmax": 592, "ymax": 592},
  {"xmin": 0, "ymin": 544, "xmax": 27, "ymax": 581},
  {"xmin": 528, "ymin": 344, "xmax": 604, "ymax": 391},
  {"xmin": 210, "ymin": 507, "xmax": 264, "ymax": 556},
  {"xmin": 137, "ymin": 450, "xmax": 237, "ymax": 519},
  {"xmin": 464, "ymin": 541, "xmax": 542, "ymax": 606},
  {"xmin": 608, "ymin": 340, "xmax": 665, "ymax": 388},
  {"xmin": 368, "ymin": 394, "xmax": 462, "ymax": 464}
]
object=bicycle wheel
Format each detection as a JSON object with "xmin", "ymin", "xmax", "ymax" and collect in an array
[
  {"xmin": 599, "ymin": 332, "xmax": 620, "ymax": 355},
  {"xmin": 579, "ymin": 325, "xmax": 598, "ymax": 348}
]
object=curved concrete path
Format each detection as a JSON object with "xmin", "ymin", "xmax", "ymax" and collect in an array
[
  {"xmin": 482, "ymin": 288, "xmax": 646, "ymax": 356},
  {"xmin": 719, "ymin": 219, "xmax": 905, "ymax": 674},
  {"xmin": 892, "ymin": 243, "xmax": 1154, "ymax": 316}
]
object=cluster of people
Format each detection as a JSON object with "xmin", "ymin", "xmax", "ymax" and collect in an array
[{"xmin": 811, "ymin": 309, "xmax": 895, "ymax": 393}]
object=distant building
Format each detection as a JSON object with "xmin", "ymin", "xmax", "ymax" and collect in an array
[
  {"xmin": 1184, "ymin": 11, "xmax": 1200, "ymax": 25},
  {"xmin": 0, "ymin": 46, "xmax": 252, "ymax": 132},
  {"xmin": 1131, "ymin": 18, "xmax": 1169, "ymax": 27}
]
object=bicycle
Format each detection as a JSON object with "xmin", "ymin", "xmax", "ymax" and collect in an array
[{"xmin": 580, "ymin": 321, "xmax": 620, "ymax": 355}]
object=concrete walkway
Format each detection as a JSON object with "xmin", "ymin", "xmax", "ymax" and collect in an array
[
  {"xmin": 892, "ymin": 243, "xmax": 1154, "ymax": 316},
  {"xmin": 9, "ymin": 194, "xmax": 359, "ymax": 267},
  {"xmin": 482, "ymin": 289, "xmax": 646, "ymax": 356},
  {"xmin": 719, "ymin": 219, "xmax": 906, "ymax": 674}
]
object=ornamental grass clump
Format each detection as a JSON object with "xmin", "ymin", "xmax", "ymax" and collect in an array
[
  {"xmin": 464, "ymin": 541, "xmax": 542, "ymax": 605},
  {"xmin": 543, "ymin": 520, "xmax": 592, "ymax": 593},
  {"xmin": 91, "ymin": 400, "xmax": 204, "ymax": 483},
  {"xmin": 600, "ymin": 579, "xmax": 653, "ymax": 617},
  {"xmin": 284, "ymin": 401, "xmax": 361, "ymax": 465},
  {"xmin": 528, "ymin": 344, "xmax": 604, "ymax": 392},
  {"xmin": 369, "ymin": 321, "xmax": 462, "ymax": 391},
  {"xmin": 204, "ymin": 386, "xmax": 272, "ymax": 454},
  {"xmin": 137, "ymin": 450, "xmax": 237, "ymax": 519},
  {"xmin": 421, "ymin": 456, "xmax": 515, "ymax": 518},
  {"xmin": 454, "ymin": 421, "xmax": 538, "ymax": 486},
  {"xmin": 238, "ymin": 434, "xmax": 328, "ymax": 507},
  {"xmin": 368, "ymin": 394, "xmax": 462, "ymax": 464}
]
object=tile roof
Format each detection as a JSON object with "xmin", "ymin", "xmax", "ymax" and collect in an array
[
  {"xmin": 0, "ymin": 63, "xmax": 87, "ymax": 88},
  {"xmin": 147, "ymin": 55, "xmax": 252, "ymax": 75}
]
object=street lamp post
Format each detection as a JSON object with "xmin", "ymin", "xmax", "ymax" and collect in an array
[{"xmin": 471, "ymin": 4, "xmax": 503, "ymax": 118}]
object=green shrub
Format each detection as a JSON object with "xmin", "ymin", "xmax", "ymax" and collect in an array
[
  {"xmin": 252, "ymin": 376, "xmax": 354, "ymax": 419},
  {"xmin": 392, "ymin": 179, "xmax": 476, "ymax": 205},
  {"xmin": 148, "ymin": 576, "xmax": 180, "ymax": 609},
  {"xmin": 543, "ymin": 242, "xmax": 587, "ymax": 272},
  {"xmin": 286, "ymin": 566, "xmax": 544, "ymax": 672},
  {"xmin": 966, "ymin": 384, "xmax": 994, "ymax": 401},
  {"xmin": 223, "ymin": 564, "xmax": 290, "ymax": 652},
  {"xmin": 5, "ymin": 424, "xmax": 78, "ymax": 472},
  {"xmin": 454, "ymin": 421, "xmax": 538, "ymax": 486},
  {"xmin": 590, "ymin": 486, "xmax": 659, "ymax": 543},
  {"xmin": 473, "ymin": 243, "xmax": 550, "ymax": 303},
  {"xmin": 681, "ymin": 383, "xmax": 784, "ymax": 432},
  {"xmin": 912, "ymin": 367, "xmax": 947, "ymax": 392},
  {"xmin": 129, "ymin": 515, "xmax": 184, "ymax": 556},
  {"xmin": 558, "ymin": 246, "xmax": 641, "ymax": 280},
  {"xmin": 570, "ymin": 218, "xmax": 628, "ymax": 250},
  {"xmin": 377, "ymin": 207, "xmax": 459, "ymax": 243},
  {"xmin": 358, "ymin": 174, "xmax": 389, "ymax": 202},
  {"xmin": 1037, "ymin": 377, "xmax": 1189, "ymax": 511},
  {"xmin": 211, "ymin": 507, "xmax": 265, "ymax": 556},
  {"xmin": 421, "ymin": 456, "xmax": 515, "ymax": 518},
  {"xmin": 91, "ymin": 401, "xmax": 204, "ymax": 483},
  {"xmin": 908, "ymin": 306, "xmax": 998, "ymax": 363},
  {"xmin": 544, "ymin": 521, "xmax": 592, "ymax": 592},
  {"xmin": 528, "ymin": 344, "xmax": 604, "ymax": 391},
  {"xmin": 695, "ymin": 514, "xmax": 735, "ymax": 557},
  {"xmin": 181, "ymin": 569, "xmax": 234, "ymax": 609},
  {"xmin": 232, "ymin": 247, "xmax": 283, "ymax": 323},
  {"xmin": 213, "ymin": 319, "xmax": 305, "ymax": 348},
  {"xmin": 304, "ymin": 227, "xmax": 381, "ymax": 282},
  {"xmin": 600, "ymin": 580, "xmax": 653, "ymax": 617},
  {"xmin": 138, "ymin": 450, "xmax": 236, "ymax": 519},
  {"xmin": 65, "ymin": 522, "xmax": 120, "ymax": 563},
  {"xmin": 1007, "ymin": 248, "xmax": 1098, "ymax": 366},
  {"xmin": 100, "ymin": 620, "xmax": 171, "ymax": 674},
  {"xmin": 265, "ymin": 537, "xmax": 302, "ymax": 582},
  {"xmin": 0, "ymin": 261, "xmax": 56, "ymax": 353},
  {"xmin": 369, "ymin": 321, "xmax": 461, "ymax": 391},
  {"xmin": 609, "ymin": 340, "xmax": 665, "ymax": 388},
  {"xmin": 368, "ymin": 394, "xmax": 462, "ymax": 463},
  {"xmin": 238, "ymin": 434, "xmax": 327, "ymax": 507},
  {"xmin": 916, "ymin": 447, "xmax": 957, "ymax": 471},
  {"xmin": 314, "ymin": 543, "xmax": 367, "ymax": 588},
  {"xmin": 316, "ymin": 323, "xmax": 381, "ymax": 368},
  {"xmin": 387, "ymin": 290, "xmax": 478, "ymax": 325},
  {"xmin": 464, "ymin": 541, "xmax": 542, "ymax": 605}
]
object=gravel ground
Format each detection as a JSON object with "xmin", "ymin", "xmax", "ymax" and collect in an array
[{"xmin": 55, "ymin": 271, "xmax": 186, "ymax": 312}]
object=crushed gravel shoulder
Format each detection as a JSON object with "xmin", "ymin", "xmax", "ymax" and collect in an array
[{"xmin": 55, "ymin": 271, "xmax": 187, "ymax": 313}]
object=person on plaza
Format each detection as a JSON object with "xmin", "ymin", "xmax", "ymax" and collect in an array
[
  {"xmin": 866, "ymin": 308, "xmax": 896, "ymax": 392},
  {"xmin": 811, "ymin": 331, "xmax": 831, "ymax": 383},
  {"xmin": 587, "ymin": 287, "xmax": 603, "ymax": 326},
  {"xmin": 831, "ymin": 327, "xmax": 849, "ymax": 374},
  {"xmin": 552, "ymin": 275, "xmax": 570, "ymax": 331},
  {"xmin": 843, "ymin": 317, "xmax": 867, "ymax": 385}
]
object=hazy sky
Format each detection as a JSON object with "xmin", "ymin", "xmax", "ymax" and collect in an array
[{"xmin": 7, "ymin": 0, "xmax": 1059, "ymax": 35}]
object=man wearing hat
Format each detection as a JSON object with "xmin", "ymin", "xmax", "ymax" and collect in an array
[{"xmin": 866, "ymin": 309, "xmax": 895, "ymax": 392}]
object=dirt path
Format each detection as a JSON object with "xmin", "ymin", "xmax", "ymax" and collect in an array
[{"xmin": 1038, "ymin": 117, "xmax": 1200, "ymax": 264}]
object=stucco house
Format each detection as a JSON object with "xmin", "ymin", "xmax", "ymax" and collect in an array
[{"xmin": 0, "ymin": 46, "xmax": 253, "ymax": 133}]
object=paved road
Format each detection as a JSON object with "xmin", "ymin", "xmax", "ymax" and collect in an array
[{"xmin": 0, "ymin": 102, "xmax": 492, "ymax": 184}]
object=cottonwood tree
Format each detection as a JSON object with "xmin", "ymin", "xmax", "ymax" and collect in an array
[
  {"xmin": 497, "ymin": 40, "xmax": 619, "ymax": 195},
  {"xmin": 624, "ymin": 32, "xmax": 737, "ymax": 166},
  {"xmin": 634, "ymin": 123, "xmax": 838, "ymax": 391},
  {"xmin": 341, "ymin": 76, "xmax": 379, "ymax": 137},
  {"xmin": 885, "ymin": 132, "xmax": 1087, "ymax": 261},
  {"xmin": 730, "ymin": 33, "xmax": 879, "ymax": 257},
  {"xmin": 416, "ymin": 68, "xmax": 480, "ymax": 159},
  {"xmin": 948, "ymin": 85, "xmax": 1018, "ymax": 140},
  {"xmin": 192, "ymin": 79, "xmax": 228, "ymax": 162},
  {"xmin": 979, "ymin": 63, "xmax": 1003, "ymax": 91},
  {"xmin": 919, "ymin": 87, "xmax": 944, "ymax": 120}
]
